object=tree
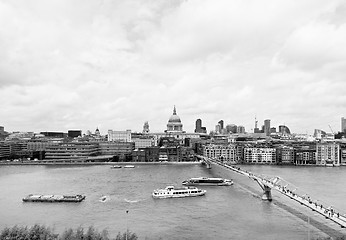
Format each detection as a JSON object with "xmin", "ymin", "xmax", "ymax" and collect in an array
[
  {"xmin": 115, "ymin": 230, "xmax": 138, "ymax": 240},
  {"xmin": 1, "ymin": 225, "xmax": 132, "ymax": 240},
  {"xmin": 0, "ymin": 224, "xmax": 58, "ymax": 240}
]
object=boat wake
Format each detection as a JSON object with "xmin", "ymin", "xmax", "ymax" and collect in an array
[{"xmin": 124, "ymin": 198, "xmax": 144, "ymax": 203}]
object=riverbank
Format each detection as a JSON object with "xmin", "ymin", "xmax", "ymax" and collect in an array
[{"xmin": 0, "ymin": 161, "xmax": 202, "ymax": 166}]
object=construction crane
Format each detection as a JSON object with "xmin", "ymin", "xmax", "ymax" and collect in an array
[{"xmin": 328, "ymin": 125, "xmax": 335, "ymax": 134}]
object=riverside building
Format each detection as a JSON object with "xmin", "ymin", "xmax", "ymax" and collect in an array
[
  {"xmin": 316, "ymin": 142, "xmax": 340, "ymax": 166},
  {"xmin": 131, "ymin": 134, "xmax": 155, "ymax": 149},
  {"xmin": 244, "ymin": 147, "xmax": 276, "ymax": 164},
  {"xmin": 276, "ymin": 146, "xmax": 295, "ymax": 165},
  {"xmin": 0, "ymin": 141, "xmax": 10, "ymax": 159},
  {"xmin": 295, "ymin": 147, "xmax": 316, "ymax": 165},
  {"xmin": 340, "ymin": 143, "xmax": 346, "ymax": 166},
  {"xmin": 203, "ymin": 144, "xmax": 237, "ymax": 164},
  {"xmin": 99, "ymin": 141, "xmax": 134, "ymax": 161},
  {"xmin": 108, "ymin": 130, "xmax": 131, "ymax": 142},
  {"xmin": 45, "ymin": 142, "xmax": 99, "ymax": 160}
]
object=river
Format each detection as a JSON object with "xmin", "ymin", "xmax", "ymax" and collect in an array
[{"xmin": 0, "ymin": 163, "xmax": 345, "ymax": 239}]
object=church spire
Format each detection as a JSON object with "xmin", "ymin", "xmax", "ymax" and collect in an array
[{"xmin": 173, "ymin": 105, "xmax": 177, "ymax": 115}]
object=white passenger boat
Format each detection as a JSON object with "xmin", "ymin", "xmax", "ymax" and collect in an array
[
  {"xmin": 152, "ymin": 186, "xmax": 206, "ymax": 199},
  {"xmin": 182, "ymin": 177, "xmax": 233, "ymax": 186},
  {"xmin": 123, "ymin": 165, "xmax": 135, "ymax": 168}
]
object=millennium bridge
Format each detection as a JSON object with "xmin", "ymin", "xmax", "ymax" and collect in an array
[{"xmin": 197, "ymin": 155, "xmax": 346, "ymax": 229}]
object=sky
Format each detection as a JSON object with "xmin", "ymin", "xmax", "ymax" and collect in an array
[{"xmin": 1, "ymin": 0, "xmax": 346, "ymax": 135}]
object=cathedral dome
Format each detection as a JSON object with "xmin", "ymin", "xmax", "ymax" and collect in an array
[
  {"xmin": 166, "ymin": 106, "xmax": 183, "ymax": 132},
  {"xmin": 169, "ymin": 114, "xmax": 181, "ymax": 123}
]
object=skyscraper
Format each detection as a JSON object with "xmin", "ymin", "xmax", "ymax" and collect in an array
[
  {"xmin": 226, "ymin": 124, "xmax": 237, "ymax": 134},
  {"xmin": 195, "ymin": 119, "xmax": 202, "ymax": 132},
  {"xmin": 143, "ymin": 121, "xmax": 150, "ymax": 134},
  {"xmin": 194, "ymin": 119, "xmax": 206, "ymax": 133},
  {"xmin": 264, "ymin": 119, "xmax": 271, "ymax": 136},
  {"xmin": 342, "ymin": 117, "xmax": 346, "ymax": 133},
  {"xmin": 279, "ymin": 125, "xmax": 291, "ymax": 135},
  {"xmin": 237, "ymin": 125, "xmax": 245, "ymax": 133},
  {"xmin": 218, "ymin": 120, "xmax": 224, "ymax": 130}
]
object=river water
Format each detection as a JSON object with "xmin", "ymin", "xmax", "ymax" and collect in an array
[{"xmin": 0, "ymin": 163, "xmax": 345, "ymax": 240}]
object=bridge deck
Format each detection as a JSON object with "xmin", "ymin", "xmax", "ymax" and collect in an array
[{"xmin": 206, "ymin": 157, "xmax": 346, "ymax": 229}]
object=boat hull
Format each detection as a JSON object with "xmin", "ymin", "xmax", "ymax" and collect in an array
[
  {"xmin": 182, "ymin": 177, "xmax": 233, "ymax": 186},
  {"xmin": 22, "ymin": 194, "xmax": 86, "ymax": 203},
  {"xmin": 152, "ymin": 191, "xmax": 206, "ymax": 199}
]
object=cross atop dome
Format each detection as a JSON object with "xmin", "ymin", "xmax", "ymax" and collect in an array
[{"xmin": 173, "ymin": 105, "xmax": 177, "ymax": 115}]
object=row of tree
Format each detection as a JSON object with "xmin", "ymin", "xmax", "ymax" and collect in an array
[{"xmin": 0, "ymin": 225, "xmax": 138, "ymax": 240}]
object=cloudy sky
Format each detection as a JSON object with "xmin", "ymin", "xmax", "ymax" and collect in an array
[{"xmin": 1, "ymin": 0, "xmax": 346, "ymax": 135}]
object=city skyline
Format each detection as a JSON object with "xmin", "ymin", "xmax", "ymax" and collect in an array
[{"xmin": 1, "ymin": 0, "xmax": 346, "ymax": 134}]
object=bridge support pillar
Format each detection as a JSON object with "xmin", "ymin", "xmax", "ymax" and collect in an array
[
  {"xmin": 206, "ymin": 162, "xmax": 211, "ymax": 169},
  {"xmin": 261, "ymin": 185, "xmax": 272, "ymax": 201}
]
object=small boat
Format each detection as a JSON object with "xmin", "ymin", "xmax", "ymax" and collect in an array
[
  {"xmin": 23, "ymin": 194, "xmax": 86, "ymax": 203},
  {"xmin": 325, "ymin": 160, "xmax": 334, "ymax": 167},
  {"xmin": 123, "ymin": 165, "xmax": 135, "ymax": 168},
  {"xmin": 152, "ymin": 186, "xmax": 206, "ymax": 199},
  {"xmin": 182, "ymin": 177, "xmax": 233, "ymax": 186},
  {"xmin": 110, "ymin": 165, "xmax": 122, "ymax": 169},
  {"xmin": 100, "ymin": 196, "xmax": 109, "ymax": 202}
]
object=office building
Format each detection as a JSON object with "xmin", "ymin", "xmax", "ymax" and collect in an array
[
  {"xmin": 0, "ymin": 141, "xmax": 10, "ymax": 159},
  {"xmin": 132, "ymin": 135, "xmax": 155, "ymax": 149},
  {"xmin": 195, "ymin": 119, "xmax": 202, "ymax": 132},
  {"xmin": 195, "ymin": 119, "xmax": 207, "ymax": 134},
  {"xmin": 215, "ymin": 124, "xmax": 221, "ymax": 134},
  {"xmin": 108, "ymin": 130, "xmax": 131, "ymax": 142},
  {"xmin": 218, "ymin": 120, "xmax": 224, "ymax": 131},
  {"xmin": 226, "ymin": 124, "xmax": 237, "ymax": 134},
  {"xmin": 143, "ymin": 121, "xmax": 150, "ymax": 134},
  {"xmin": 279, "ymin": 125, "xmax": 291, "ymax": 135},
  {"xmin": 236, "ymin": 126, "xmax": 245, "ymax": 134},
  {"xmin": 264, "ymin": 119, "xmax": 271, "ymax": 136},
  {"xmin": 195, "ymin": 119, "xmax": 207, "ymax": 133},
  {"xmin": 27, "ymin": 139, "xmax": 58, "ymax": 152},
  {"xmin": 40, "ymin": 132, "xmax": 65, "ymax": 138},
  {"xmin": 342, "ymin": 117, "xmax": 346, "ymax": 133},
  {"xmin": 68, "ymin": 130, "xmax": 82, "ymax": 138},
  {"xmin": 99, "ymin": 141, "xmax": 134, "ymax": 161},
  {"xmin": 45, "ymin": 142, "xmax": 99, "ymax": 160}
]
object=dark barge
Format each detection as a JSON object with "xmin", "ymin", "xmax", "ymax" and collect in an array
[{"xmin": 22, "ymin": 194, "xmax": 86, "ymax": 202}]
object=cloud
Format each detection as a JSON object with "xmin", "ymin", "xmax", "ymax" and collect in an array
[
  {"xmin": 1, "ymin": 0, "xmax": 346, "ymax": 134},
  {"xmin": 276, "ymin": 21, "xmax": 346, "ymax": 70}
]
